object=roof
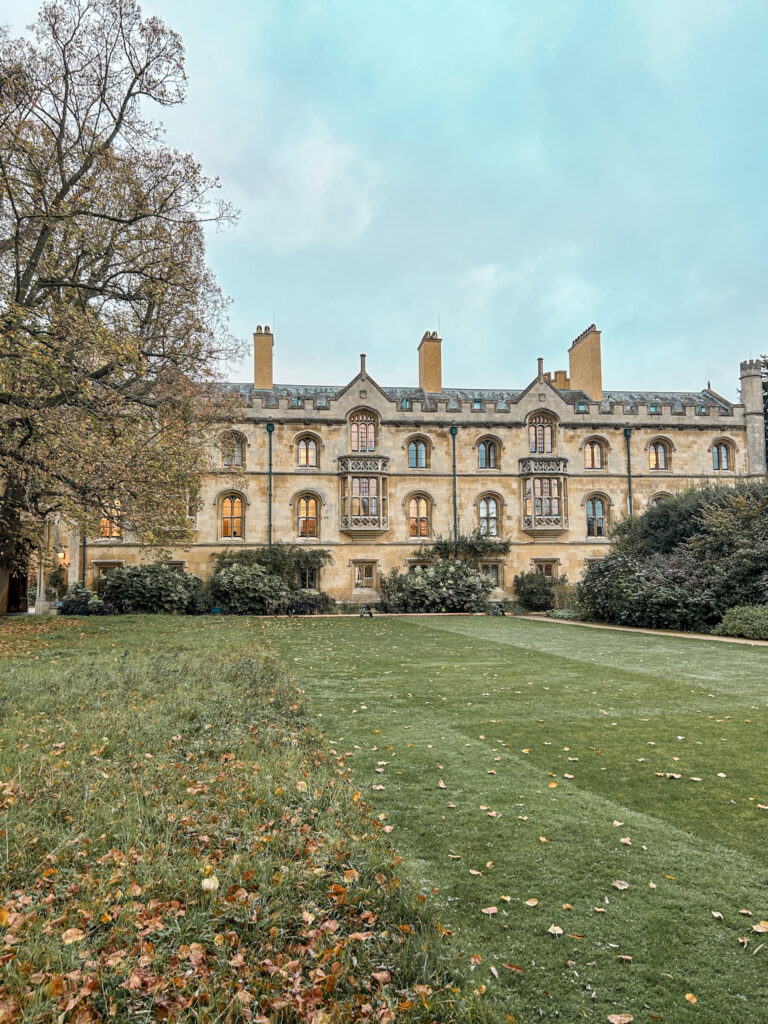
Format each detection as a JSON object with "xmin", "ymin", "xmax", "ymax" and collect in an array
[{"xmin": 224, "ymin": 381, "xmax": 732, "ymax": 413}]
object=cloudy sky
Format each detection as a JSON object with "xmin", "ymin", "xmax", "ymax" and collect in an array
[{"xmin": 7, "ymin": 0, "xmax": 768, "ymax": 397}]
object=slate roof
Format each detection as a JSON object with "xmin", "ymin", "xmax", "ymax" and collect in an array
[{"xmin": 225, "ymin": 381, "xmax": 733, "ymax": 413}]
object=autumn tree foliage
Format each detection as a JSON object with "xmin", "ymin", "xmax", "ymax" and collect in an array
[{"xmin": 0, "ymin": 0, "xmax": 239, "ymax": 595}]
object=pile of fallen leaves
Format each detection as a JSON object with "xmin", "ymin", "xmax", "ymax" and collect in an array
[{"xmin": 0, "ymin": 643, "xmax": 469, "ymax": 1022}]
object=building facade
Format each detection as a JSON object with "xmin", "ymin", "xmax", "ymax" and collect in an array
[{"xmin": 62, "ymin": 324, "xmax": 767, "ymax": 604}]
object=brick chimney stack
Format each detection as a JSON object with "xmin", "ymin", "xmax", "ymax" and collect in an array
[
  {"xmin": 253, "ymin": 325, "xmax": 274, "ymax": 389},
  {"xmin": 418, "ymin": 331, "xmax": 442, "ymax": 393},
  {"xmin": 568, "ymin": 324, "xmax": 602, "ymax": 401}
]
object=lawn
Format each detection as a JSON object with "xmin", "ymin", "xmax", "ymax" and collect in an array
[
  {"xmin": 262, "ymin": 614, "xmax": 768, "ymax": 1024},
  {"xmin": 1, "ymin": 613, "xmax": 766, "ymax": 1024}
]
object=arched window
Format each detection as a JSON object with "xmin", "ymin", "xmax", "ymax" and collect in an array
[
  {"xmin": 349, "ymin": 411, "xmax": 377, "ymax": 452},
  {"xmin": 586, "ymin": 496, "xmax": 607, "ymax": 537},
  {"xmin": 297, "ymin": 436, "xmax": 318, "ymax": 468},
  {"xmin": 220, "ymin": 494, "xmax": 244, "ymax": 539},
  {"xmin": 408, "ymin": 438, "xmax": 428, "ymax": 469},
  {"xmin": 297, "ymin": 495, "xmax": 318, "ymax": 537},
  {"xmin": 100, "ymin": 512, "xmax": 121, "ymax": 539},
  {"xmin": 408, "ymin": 495, "xmax": 431, "ymax": 538},
  {"xmin": 221, "ymin": 431, "xmax": 246, "ymax": 468},
  {"xmin": 478, "ymin": 439, "xmax": 498, "ymax": 469},
  {"xmin": 712, "ymin": 441, "xmax": 732, "ymax": 471},
  {"xmin": 649, "ymin": 440, "xmax": 670, "ymax": 470},
  {"xmin": 479, "ymin": 496, "xmax": 499, "ymax": 537},
  {"xmin": 649, "ymin": 492, "xmax": 671, "ymax": 507},
  {"xmin": 584, "ymin": 439, "xmax": 605, "ymax": 470},
  {"xmin": 528, "ymin": 414, "xmax": 555, "ymax": 454}
]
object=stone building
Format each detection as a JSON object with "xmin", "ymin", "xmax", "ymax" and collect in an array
[{"xmin": 60, "ymin": 324, "xmax": 766, "ymax": 605}]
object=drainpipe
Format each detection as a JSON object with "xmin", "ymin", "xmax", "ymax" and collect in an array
[
  {"xmin": 266, "ymin": 421, "xmax": 275, "ymax": 548},
  {"xmin": 80, "ymin": 531, "xmax": 87, "ymax": 585},
  {"xmin": 450, "ymin": 424, "xmax": 458, "ymax": 554},
  {"xmin": 624, "ymin": 425, "xmax": 633, "ymax": 515}
]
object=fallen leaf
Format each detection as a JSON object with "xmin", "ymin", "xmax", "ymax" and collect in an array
[
  {"xmin": 753, "ymin": 922, "xmax": 768, "ymax": 933},
  {"xmin": 739, "ymin": 909, "xmax": 752, "ymax": 916},
  {"xmin": 62, "ymin": 928, "xmax": 85, "ymax": 944},
  {"xmin": 524, "ymin": 899, "xmax": 539, "ymax": 907},
  {"xmin": 539, "ymin": 836, "xmax": 547, "ymax": 843},
  {"xmin": 612, "ymin": 880, "xmax": 629, "ymax": 890},
  {"xmin": 620, "ymin": 837, "xmax": 631, "ymax": 846},
  {"xmin": 501, "ymin": 963, "xmax": 526, "ymax": 974},
  {"xmin": 618, "ymin": 954, "xmax": 633, "ymax": 962},
  {"xmin": 607, "ymin": 1016, "xmax": 634, "ymax": 1024},
  {"xmin": 438, "ymin": 780, "xmax": 447, "ymax": 789},
  {"xmin": 201, "ymin": 875, "xmax": 219, "ymax": 892},
  {"xmin": 481, "ymin": 906, "xmax": 498, "ymax": 916},
  {"xmin": 548, "ymin": 924, "xmax": 563, "ymax": 937},
  {"xmin": 685, "ymin": 993, "xmax": 697, "ymax": 1004},
  {"xmin": 712, "ymin": 911, "xmax": 723, "ymax": 920}
]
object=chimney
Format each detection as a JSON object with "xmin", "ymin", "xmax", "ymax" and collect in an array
[
  {"xmin": 568, "ymin": 324, "xmax": 602, "ymax": 401},
  {"xmin": 418, "ymin": 330, "xmax": 442, "ymax": 393},
  {"xmin": 253, "ymin": 325, "xmax": 274, "ymax": 389}
]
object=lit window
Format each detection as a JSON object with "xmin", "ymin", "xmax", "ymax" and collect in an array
[
  {"xmin": 297, "ymin": 437, "xmax": 318, "ymax": 467},
  {"xmin": 528, "ymin": 414, "xmax": 555, "ymax": 453},
  {"xmin": 586, "ymin": 496, "xmax": 606, "ymax": 537},
  {"xmin": 408, "ymin": 439, "xmax": 428, "ymax": 468},
  {"xmin": 584, "ymin": 440, "xmax": 604, "ymax": 470},
  {"xmin": 478, "ymin": 439, "xmax": 498, "ymax": 469},
  {"xmin": 479, "ymin": 496, "xmax": 499, "ymax": 536},
  {"xmin": 712, "ymin": 442, "xmax": 731, "ymax": 471},
  {"xmin": 408, "ymin": 496, "xmax": 430, "ymax": 538},
  {"xmin": 297, "ymin": 495, "xmax": 318, "ymax": 537},
  {"xmin": 220, "ymin": 494, "xmax": 244, "ymax": 538},
  {"xmin": 649, "ymin": 441, "xmax": 669, "ymax": 470},
  {"xmin": 354, "ymin": 563, "xmax": 375, "ymax": 588},
  {"xmin": 524, "ymin": 478, "xmax": 560, "ymax": 517},
  {"xmin": 350, "ymin": 411, "xmax": 377, "ymax": 452},
  {"xmin": 100, "ymin": 515, "xmax": 121, "ymax": 539}
]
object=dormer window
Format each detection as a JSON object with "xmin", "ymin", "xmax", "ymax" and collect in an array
[
  {"xmin": 401, "ymin": 398, "xmax": 411, "ymax": 410},
  {"xmin": 473, "ymin": 399, "xmax": 483, "ymax": 410},
  {"xmin": 576, "ymin": 401, "xmax": 588, "ymax": 412},
  {"xmin": 649, "ymin": 403, "xmax": 660, "ymax": 414}
]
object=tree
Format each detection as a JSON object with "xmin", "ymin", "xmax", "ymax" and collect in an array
[{"xmin": 0, "ymin": 0, "xmax": 239, "ymax": 602}]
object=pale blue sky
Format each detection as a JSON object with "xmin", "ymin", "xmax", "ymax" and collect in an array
[{"xmin": 7, "ymin": 0, "xmax": 768, "ymax": 397}]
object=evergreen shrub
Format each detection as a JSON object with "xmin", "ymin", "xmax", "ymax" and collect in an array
[
  {"xmin": 59, "ymin": 582, "xmax": 115, "ymax": 616},
  {"xmin": 206, "ymin": 563, "xmax": 290, "ymax": 615},
  {"xmin": 513, "ymin": 571, "xmax": 564, "ymax": 612},
  {"xmin": 384, "ymin": 561, "xmax": 492, "ymax": 613},
  {"xmin": 713, "ymin": 605, "xmax": 768, "ymax": 640},
  {"xmin": 99, "ymin": 564, "xmax": 203, "ymax": 614}
]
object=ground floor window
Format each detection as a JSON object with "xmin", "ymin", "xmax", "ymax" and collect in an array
[
  {"xmin": 298, "ymin": 567, "xmax": 317, "ymax": 589},
  {"xmin": 354, "ymin": 562, "xmax": 376, "ymax": 588},
  {"xmin": 533, "ymin": 560, "xmax": 558, "ymax": 578},
  {"xmin": 481, "ymin": 563, "xmax": 500, "ymax": 587}
]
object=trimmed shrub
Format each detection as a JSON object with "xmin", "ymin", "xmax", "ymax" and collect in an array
[
  {"xmin": 385, "ymin": 561, "xmax": 492, "ymax": 613},
  {"xmin": 59, "ymin": 582, "xmax": 115, "ymax": 616},
  {"xmin": 544, "ymin": 608, "xmax": 587, "ymax": 621},
  {"xmin": 99, "ymin": 564, "xmax": 203, "ymax": 614},
  {"xmin": 206, "ymin": 563, "xmax": 290, "ymax": 615},
  {"xmin": 513, "ymin": 571, "xmax": 564, "ymax": 612},
  {"xmin": 713, "ymin": 605, "xmax": 768, "ymax": 640},
  {"xmin": 278, "ymin": 591, "xmax": 336, "ymax": 615}
]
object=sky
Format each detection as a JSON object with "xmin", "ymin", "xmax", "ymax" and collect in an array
[{"xmin": 6, "ymin": 0, "xmax": 768, "ymax": 398}]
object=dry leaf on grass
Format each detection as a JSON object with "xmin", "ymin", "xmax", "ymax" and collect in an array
[
  {"xmin": 481, "ymin": 906, "xmax": 498, "ymax": 916},
  {"xmin": 548, "ymin": 924, "xmax": 563, "ymax": 936},
  {"xmin": 524, "ymin": 898, "xmax": 539, "ymax": 907},
  {"xmin": 612, "ymin": 880, "xmax": 629, "ymax": 890},
  {"xmin": 685, "ymin": 993, "xmax": 697, "ymax": 1004},
  {"xmin": 62, "ymin": 928, "xmax": 85, "ymax": 944}
]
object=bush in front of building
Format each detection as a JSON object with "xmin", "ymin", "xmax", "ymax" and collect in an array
[
  {"xmin": 513, "ymin": 571, "xmax": 563, "ymax": 612},
  {"xmin": 713, "ymin": 604, "xmax": 768, "ymax": 640},
  {"xmin": 206, "ymin": 563, "xmax": 290, "ymax": 615},
  {"xmin": 99, "ymin": 564, "xmax": 204, "ymax": 615},
  {"xmin": 59, "ymin": 582, "xmax": 115, "ymax": 616},
  {"xmin": 277, "ymin": 591, "xmax": 337, "ymax": 615},
  {"xmin": 384, "ymin": 560, "xmax": 492, "ymax": 613}
]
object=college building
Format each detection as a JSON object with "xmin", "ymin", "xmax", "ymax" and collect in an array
[{"xmin": 20, "ymin": 323, "xmax": 768, "ymax": 610}]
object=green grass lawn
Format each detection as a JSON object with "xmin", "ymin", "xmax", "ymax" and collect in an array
[
  {"xmin": 1, "ymin": 613, "xmax": 767, "ymax": 1024},
  {"xmin": 261, "ymin": 615, "xmax": 768, "ymax": 1024}
]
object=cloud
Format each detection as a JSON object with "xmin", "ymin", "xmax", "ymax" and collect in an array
[{"xmin": 245, "ymin": 120, "xmax": 379, "ymax": 253}]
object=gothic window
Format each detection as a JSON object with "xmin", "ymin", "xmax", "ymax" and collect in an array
[
  {"xmin": 528, "ymin": 414, "xmax": 555, "ymax": 454},
  {"xmin": 649, "ymin": 440, "xmax": 670, "ymax": 470},
  {"xmin": 297, "ymin": 436, "xmax": 318, "ymax": 468},
  {"xmin": 349, "ymin": 411, "xmax": 377, "ymax": 452},
  {"xmin": 220, "ymin": 494, "xmax": 244, "ymax": 539},
  {"xmin": 478, "ymin": 438, "xmax": 498, "ymax": 469},
  {"xmin": 221, "ymin": 431, "xmax": 246, "ymax": 468},
  {"xmin": 408, "ymin": 438, "xmax": 429, "ymax": 468},
  {"xmin": 408, "ymin": 495, "xmax": 431, "ymax": 538},
  {"xmin": 351, "ymin": 477, "xmax": 379, "ymax": 515},
  {"xmin": 712, "ymin": 441, "xmax": 732, "ymax": 471},
  {"xmin": 584, "ymin": 439, "xmax": 606, "ymax": 469},
  {"xmin": 586, "ymin": 495, "xmax": 607, "ymax": 537},
  {"xmin": 649, "ymin": 492, "xmax": 671, "ymax": 507},
  {"xmin": 100, "ymin": 514, "xmax": 121, "ymax": 539},
  {"xmin": 479, "ymin": 495, "xmax": 499, "ymax": 537},
  {"xmin": 297, "ymin": 494, "xmax": 319, "ymax": 538}
]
